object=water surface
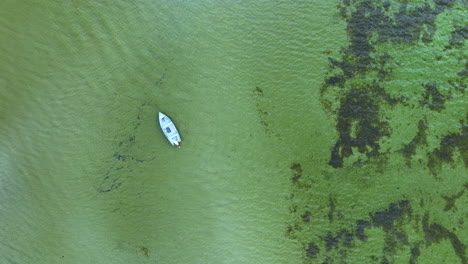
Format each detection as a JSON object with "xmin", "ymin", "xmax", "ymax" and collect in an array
[{"xmin": 0, "ymin": 1, "xmax": 466, "ymax": 264}]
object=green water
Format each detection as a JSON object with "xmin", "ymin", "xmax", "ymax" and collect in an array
[{"xmin": 0, "ymin": 1, "xmax": 466, "ymax": 264}]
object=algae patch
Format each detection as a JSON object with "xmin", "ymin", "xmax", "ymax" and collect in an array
[
  {"xmin": 97, "ymin": 102, "xmax": 155, "ymax": 193},
  {"xmin": 320, "ymin": 0, "xmax": 467, "ymax": 173},
  {"xmin": 253, "ymin": 86, "xmax": 279, "ymax": 138},
  {"xmin": 290, "ymin": 195, "xmax": 466, "ymax": 263},
  {"xmin": 288, "ymin": 0, "xmax": 467, "ymax": 263}
]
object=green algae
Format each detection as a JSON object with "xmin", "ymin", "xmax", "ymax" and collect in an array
[
  {"xmin": 321, "ymin": 0, "xmax": 467, "ymax": 170},
  {"xmin": 292, "ymin": 0, "xmax": 467, "ymax": 263}
]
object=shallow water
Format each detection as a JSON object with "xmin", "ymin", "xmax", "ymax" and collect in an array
[{"xmin": 0, "ymin": 1, "xmax": 466, "ymax": 263}]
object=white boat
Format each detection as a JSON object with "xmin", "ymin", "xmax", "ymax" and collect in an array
[{"xmin": 158, "ymin": 112, "xmax": 182, "ymax": 147}]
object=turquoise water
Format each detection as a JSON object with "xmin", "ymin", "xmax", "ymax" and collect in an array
[{"xmin": 0, "ymin": 1, "xmax": 466, "ymax": 264}]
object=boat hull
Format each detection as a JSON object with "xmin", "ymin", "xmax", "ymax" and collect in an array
[{"xmin": 158, "ymin": 112, "xmax": 182, "ymax": 147}]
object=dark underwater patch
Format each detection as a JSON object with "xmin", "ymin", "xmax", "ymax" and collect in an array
[
  {"xmin": 328, "ymin": 196, "xmax": 337, "ymax": 223},
  {"xmin": 306, "ymin": 242, "xmax": 320, "ymax": 259},
  {"xmin": 253, "ymin": 86, "xmax": 277, "ymax": 136},
  {"xmin": 290, "ymin": 163, "xmax": 303, "ymax": 183},
  {"xmin": 442, "ymin": 184, "xmax": 466, "ymax": 211},
  {"xmin": 356, "ymin": 219, "xmax": 371, "ymax": 241},
  {"xmin": 422, "ymin": 213, "xmax": 467, "ymax": 264},
  {"xmin": 456, "ymin": 63, "xmax": 468, "ymax": 81},
  {"xmin": 448, "ymin": 25, "xmax": 467, "ymax": 49},
  {"xmin": 409, "ymin": 243, "xmax": 421, "ymax": 264},
  {"xmin": 98, "ymin": 136, "xmax": 146, "ymax": 193},
  {"xmin": 321, "ymin": 0, "xmax": 466, "ymax": 173},
  {"xmin": 298, "ymin": 199, "xmax": 466, "ymax": 263},
  {"xmin": 329, "ymin": 84, "xmax": 392, "ymax": 168},
  {"xmin": 371, "ymin": 200, "xmax": 410, "ymax": 232},
  {"xmin": 402, "ymin": 119, "xmax": 428, "ymax": 167},
  {"xmin": 293, "ymin": 0, "xmax": 467, "ymax": 262},
  {"xmin": 140, "ymin": 246, "xmax": 150, "ymax": 257},
  {"xmin": 302, "ymin": 200, "xmax": 412, "ymax": 263},
  {"xmin": 97, "ymin": 102, "xmax": 151, "ymax": 193},
  {"xmin": 302, "ymin": 211, "xmax": 311, "ymax": 223},
  {"xmin": 419, "ymin": 83, "xmax": 448, "ymax": 112},
  {"xmin": 427, "ymin": 117, "xmax": 468, "ymax": 175}
]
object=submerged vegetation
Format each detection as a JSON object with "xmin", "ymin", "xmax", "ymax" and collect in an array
[
  {"xmin": 320, "ymin": 0, "xmax": 466, "ymax": 172},
  {"xmin": 289, "ymin": 0, "xmax": 467, "ymax": 263}
]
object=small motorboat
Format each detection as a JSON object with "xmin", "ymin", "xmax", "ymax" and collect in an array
[{"xmin": 158, "ymin": 112, "xmax": 182, "ymax": 147}]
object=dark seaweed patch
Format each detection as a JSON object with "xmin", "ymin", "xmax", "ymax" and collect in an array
[
  {"xmin": 99, "ymin": 150, "xmax": 145, "ymax": 192},
  {"xmin": 140, "ymin": 246, "xmax": 149, "ymax": 257},
  {"xmin": 322, "ymin": 0, "xmax": 400, "ymax": 168},
  {"xmin": 356, "ymin": 220, "xmax": 371, "ymax": 241},
  {"xmin": 329, "ymin": 84, "xmax": 391, "ymax": 168},
  {"xmin": 339, "ymin": 230, "xmax": 354, "ymax": 248},
  {"xmin": 321, "ymin": 0, "xmax": 465, "ymax": 171},
  {"xmin": 297, "ymin": 0, "xmax": 467, "ymax": 262},
  {"xmin": 290, "ymin": 163, "xmax": 303, "ymax": 183},
  {"xmin": 113, "ymin": 153, "xmax": 128, "ymax": 161},
  {"xmin": 314, "ymin": 200, "xmax": 412, "ymax": 262},
  {"xmin": 370, "ymin": 201, "xmax": 412, "ymax": 261},
  {"xmin": 428, "ymin": 117, "xmax": 468, "ymax": 175},
  {"xmin": 97, "ymin": 108, "xmax": 151, "ymax": 193},
  {"xmin": 325, "ymin": 75, "xmax": 345, "ymax": 86},
  {"xmin": 255, "ymin": 86, "xmax": 264, "ymax": 95},
  {"xmin": 442, "ymin": 184, "xmax": 467, "ymax": 211},
  {"xmin": 448, "ymin": 25, "xmax": 468, "ymax": 49},
  {"xmin": 323, "ymin": 256, "xmax": 333, "ymax": 264},
  {"xmin": 322, "ymin": 232, "xmax": 339, "ymax": 251},
  {"xmin": 295, "ymin": 198, "xmax": 466, "ymax": 263},
  {"xmin": 409, "ymin": 243, "xmax": 421, "ymax": 264},
  {"xmin": 383, "ymin": 231, "xmax": 408, "ymax": 256},
  {"xmin": 390, "ymin": 4, "xmax": 436, "ymax": 44},
  {"xmin": 433, "ymin": 0, "xmax": 458, "ymax": 13},
  {"xmin": 422, "ymin": 213, "xmax": 467, "ymax": 264},
  {"xmin": 382, "ymin": 256, "xmax": 390, "ymax": 264},
  {"xmin": 457, "ymin": 63, "xmax": 468, "ymax": 79},
  {"xmin": 402, "ymin": 119, "xmax": 428, "ymax": 166},
  {"xmin": 328, "ymin": 196, "xmax": 337, "ymax": 223},
  {"xmin": 98, "ymin": 174, "xmax": 123, "ymax": 193},
  {"xmin": 302, "ymin": 211, "xmax": 311, "ymax": 223},
  {"xmin": 419, "ymin": 83, "xmax": 448, "ymax": 112},
  {"xmin": 306, "ymin": 242, "xmax": 320, "ymax": 259},
  {"xmin": 371, "ymin": 200, "xmax": 410, "ymax": 231},
  {"xmin": 254, "ymin": 86, "xmax": 278, "ymax": 136}
]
